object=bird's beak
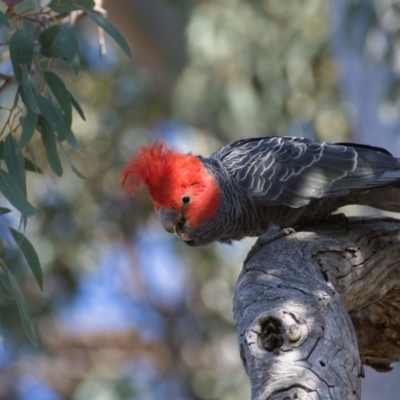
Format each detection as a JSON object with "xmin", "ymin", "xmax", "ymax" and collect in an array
[{"xmin": 159, "ymin": 207, "xmax": 183, "ymax": 234}]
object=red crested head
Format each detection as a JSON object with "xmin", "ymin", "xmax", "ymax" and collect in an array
[{"xmin": 121, "ymin": 141, "xmax": 221, "ymax": 227}]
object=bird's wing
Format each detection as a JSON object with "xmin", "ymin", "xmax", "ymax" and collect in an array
[{"xmin": 211, "ymin": 136, "xmax": 400, "ymax": 208}]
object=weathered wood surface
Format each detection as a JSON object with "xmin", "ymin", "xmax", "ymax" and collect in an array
[{"xmin": 234, "ymin": 217, "xmax": 400, "ymax": 400}]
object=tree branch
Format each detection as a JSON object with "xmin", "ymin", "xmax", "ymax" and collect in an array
[{"xmin": 234, "ymin": 216, "xmax": 400, "ymax": 399}]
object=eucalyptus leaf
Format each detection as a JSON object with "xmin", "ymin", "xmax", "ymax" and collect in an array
[
  {"xmin": 19, "ymin": 214, "xmax": 27, "ymax": 233},
  {"xmin": 4, "ymin": 135, "xmax": 25, "ymax": 192},
  {"xmin": 24, "ymin": 158, "xmax": 42, "ymax": 173},
  {"xmin": 88, "ymin": 12, "xmax": 132, "ymax": 59},
  {"xmin": 70, "ymin": 93, "xmax": 86, "ymax": 121},
  {"xmin": 19, "ymin": 108, "xmax": 38, "ymax": 150},
  {"xmin": 58, "ymin": 141, "xmax": 85, "ymax": 178},
  {"xmin": 22, "ymin": 19, "xmax": 36, "ymax": 37},
  {"xmin": 39, "ymin": 117, "xmax": 63, "ymax": 177},
  {"xmin": 37, "ymin": 95, "xmax": 69, "ymax": 141},
  {"xmin": 27, "ymin": 143, "xmax": 40, "ymax": 176},
  {"xmin": 34, "ymin": 52, "xmax": 52, "ymax": 73},
  {"xmin": 10, "ymin": 227, "xmax": 43, "ymax": 290},
  {"xmin": 39, "ymin": 26, "xmax": 67, "ymax": 59},
  {"xmin": 0, "ymin": 272, "xmax": 11, "ymax": 299},
  {"xmin": 0, "ymin": 207, "xmax": 12, "ymax": 216},
  {"xmin": 55, "ymin": 25, "xmax": 80, "ymax": 75},
  {"xmin": 20, "ymin": 67, "xmax": 40, "ymax": 114},
  {"xmin": 40, "ymin": 43, "xmax": 67, "ymax": 59},
  {"xmin": 66, "ymin": 130, "xmax": 84, "ymax": 153},
  {"xmin": 9, "ymin": 30, "xmax": 34, "ymax": 82},
  {"xmin": 45, "ymin": 71, "xmax": 72, "ymax": 129},
  {"xmin": 0, "ymin": 10, "xmax": 10, "ymax": 28},
  {"xmin": 0, "ymin": 169, "xmax": 38, "ymax": 218},
  {"xmin": 48, "ymin": 0, "xmax": 95, "ymax": 13},
  {"xmin": 0, "ymin": 238, "xmax": 7, "ymax": 258},
  {"xmin": 39, "ymin": 26, "xmax": 60, "ymax": 46},
  {"xmin": 12, "ymin": 88, "xmax": 20, "ymax": 108},
  {"xmin": 7, "ymin": 270, "xmax": 37, "ymax": 346}
]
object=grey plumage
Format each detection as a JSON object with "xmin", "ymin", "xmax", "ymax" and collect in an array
[{"xmin": 181, "ymin": 136, "xmax": 400, "ymax": 246}]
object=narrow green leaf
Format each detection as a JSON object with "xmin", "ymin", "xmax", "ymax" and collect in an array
[
  {"xmin": 19, "ymin": 108, "xmax": 38, "ymax": 150},
  {"xmin": 39, "ymin": 25, "xmax": 79, "ymax": 69},
  {"xmin": 56, "ymin": 25, "xmax": 80, "ymax": 75},
  {"xmin": 7, "ymin": 270, "xmax": 37, "ymax": 346},
  {"xmin": 20, "ymin": 67, "xmax": 40, "ymax": 114},
  {"xmin": 0, "ymin": 272, "xmax": 12, "ymax": 298},
  {"xmin": 48, "ymin": 0, "xmax": 95, "ymax": 13},
  {"xmin": 45, "ymin": 71, "xmax": 72, "ymax": 129},
  {"xmin": 0, "ymin": 207, "xmax": 12, "ymax": 215},
  {"xmin": 22, "ymin": 19, "xmax": 36, "ymax": 37},
  {"xmin": 39, "ymin": 117, "xmax": 63, "ymax": 177},
  {"xmin": 37, "ymin": 95, "xmax": 69, "ymax": 141},
  {"xmin": 4, "ymin": 135, "xmax": 26, "ymax": 192},
  {"xmin": 76, "ymin": 0, "xmax": 96, "ymax": 9},
  {"xmin": 88, "ymin": 12, "xmax": 132, "ymax": 58},
  {"xmin": 38, "ymin": 26, "xmax": 60, "ymax": 46},
  {"xmin": 12, "ymin": 88, "xmax": 20, "ymax": 108},
  {"xmin": 66, "ymin": 130, "xmax": 84, "ymax": 153},
  {"xmin": 38, "ymin": 25, "xmax": 65, "ymax": 61},
  {"xmin": 58, "ymin": 141, "xmax": 85, "ymax": 178},
  {"xmin": 0, "ymin": 238, "xmax": 7, "ymax": 258},
  {"xmin": 10, "ymin": 227, "xmax": 43, "ymax": 290},
  {"xmin": 0, "ymin": 10, "xmax": 10, "ymax": 28},
  {"xmin": 24, "ymin": 158, "xmax": 43, "ymax": 173},
  {"xmin": 27, "ymin": 143, "xmax": 40, "ymax": 176},
  {"xmin": 70, "ymin": 93, "xmax": 86, "ymax": 120},
  {"xmin": 0, "ymin": 169, "xmax": 38, "ymax": 218},
  {"xmin": 9, "ymin": 30, "xmax": 34, "ymax": 82},
  {"xmin": 18, "ymin": 84, "xmax": 27, "ymax": 105},
  {"xmin": 40, "ymin": 43, "xmax": 68, "ymax": 59},
  {"xmin": 19, "ymin": 214, "xmax": 27, "ymax": 232},
  {"xmin": 34, "ymin": 52, "xmax": 52, "ymax": 74}
]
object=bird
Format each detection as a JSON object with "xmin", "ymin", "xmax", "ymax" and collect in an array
[{"xmin": 121, "ymin": 136, "xmax": 400, "ymax": 246}]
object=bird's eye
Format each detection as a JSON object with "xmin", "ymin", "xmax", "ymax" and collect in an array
[{"xmin": 182, "ymin": 196, "xmax": 191, "ymax": 205}]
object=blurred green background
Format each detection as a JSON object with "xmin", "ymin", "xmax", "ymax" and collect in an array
[{"xmin": 0, "ymin": 0, "xmax": 399, "ymax": 399}]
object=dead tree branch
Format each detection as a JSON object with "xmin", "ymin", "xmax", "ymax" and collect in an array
[{"xmin": 234, "ymin": 216, "xmax": 400, "ymax": 400}]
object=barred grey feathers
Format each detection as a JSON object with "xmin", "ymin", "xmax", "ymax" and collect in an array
[{"xmin": 184, "ymin": 136, "xmax": 400, "ymax": 246}]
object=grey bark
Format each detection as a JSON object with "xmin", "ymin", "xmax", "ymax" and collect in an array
[{"xmin": 234, "ymin": 217, "xmax": 400, "ymax": 399}]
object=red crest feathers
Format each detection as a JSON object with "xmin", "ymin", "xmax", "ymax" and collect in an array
[
  {"xmin": 121, "ymin": 141, "xmax": 173, "ymax": 195},
  {"xmin": 122, "ymin": 141, "xmax": 222, "ymax": 226},
  {"xmin": 121, "ymin": 141, "xmax": 207, "ymax": 208}
]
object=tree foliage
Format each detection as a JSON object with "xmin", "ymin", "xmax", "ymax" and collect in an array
[{"xmin": 0, "ymin": 0, "xmax": 129, "ymax": 344}]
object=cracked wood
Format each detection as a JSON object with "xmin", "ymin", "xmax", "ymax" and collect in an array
[{"xmin": 234, "ymin": 217, "xmax": 400, "ymax": 400}]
